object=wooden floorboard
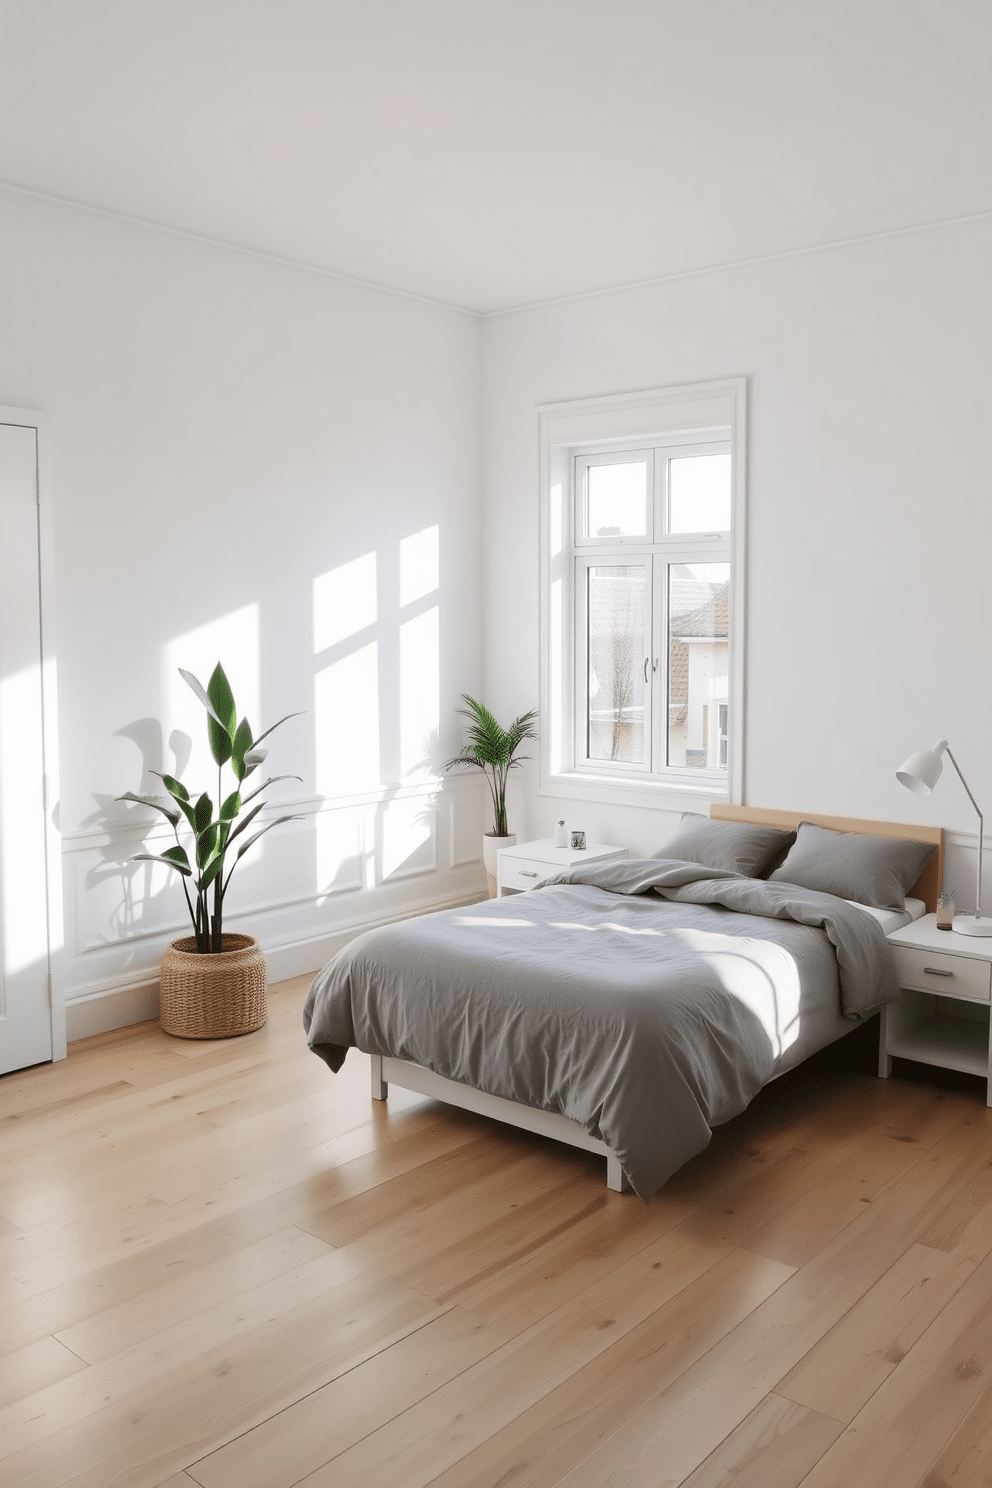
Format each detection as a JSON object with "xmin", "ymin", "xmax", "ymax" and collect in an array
[{"xmin": 2, "ymin": 979, "xmax": 992, "ymax": 1486}]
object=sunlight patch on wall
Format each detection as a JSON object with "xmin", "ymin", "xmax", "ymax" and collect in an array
[
  {"xmin": 313, "ymin": 553, "xmax": 377, "ymax": 652},
  {"xmin": 381, "ymin": 796, "xmax": 435, "ymax": 880},
  {"xmin": 0, "ymin": 663, "xmax": 49, "ymax": 976},
  {"xmin": 315, "ymin": 808, "xmax": 365, "ymax": 895},
  {"xmin": 399, "ymin": 525, "xmax": 439, "ymax": 608},
  {"xmin": 315, "ymin": 642, "xmax": 381, "ymax": 795},
  {"xmin": 400, "ymin": 607, "xmax": 439, "ymax": 779}
]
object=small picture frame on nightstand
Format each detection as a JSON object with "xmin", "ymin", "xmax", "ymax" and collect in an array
[{"xmin": 570, "ymin": 830, "xmax": 586, "ymax": 850}]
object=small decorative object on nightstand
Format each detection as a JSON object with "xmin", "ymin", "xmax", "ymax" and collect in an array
[
  {"xmin": 896, "ymin": 739, "xmax": 992, "ymax": 936},
  {"xmin": 570, "ymin": 830, "xmax": 586, "ymax": 851},
  {"xmin": 497, "ymin": 838, "xmax": 626, "ymax": 897},
  {"xmin": 936, "ymin": 890, "xmax": 955, "ymax": 931},
  {"xmin": 880, "ymin": 914, "xmax": 992, "ymax": 1107},
  {"xmin": 553, "ymin": 819, "xmax": 568, "ymax": 848}
]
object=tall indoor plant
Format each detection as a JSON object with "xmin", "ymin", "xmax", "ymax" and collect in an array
[
  {"xmin": 119, "ymin": 662, "xmax": 300, "ymax": 1037},
  {"xmin": 443, "ymin": 694, "xmax": 538, "ymax": 895}
]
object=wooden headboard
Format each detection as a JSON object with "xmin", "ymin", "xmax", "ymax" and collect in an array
[{"xmin": 709, "ymin": 804, "xmax": 944, "ymax": 913}]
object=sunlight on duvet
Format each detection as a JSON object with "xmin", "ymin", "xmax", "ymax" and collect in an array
[
  {"xmin": 678, "ymin": 932, "xmax": 801, "ymax": 1058},
  {"xmin": 548, "ymin": 920, "xmax": 665, "ymax": 936},
  {"xmin": 507, "ymin": 918, "xmax": 802, "ymax": 1058},
  {"xmin": 454, "ymin": 917, "xmax": 535, "ymax": 929}
]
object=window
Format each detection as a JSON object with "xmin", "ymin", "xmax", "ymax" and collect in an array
[{"xmin": 540, "ymin": 380, "xmax": 746, "ymax": 808}]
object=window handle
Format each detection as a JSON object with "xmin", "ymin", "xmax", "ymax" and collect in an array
[{"xmin": 643, "ymin": 657, "xmax": 658, "ymax": 683}]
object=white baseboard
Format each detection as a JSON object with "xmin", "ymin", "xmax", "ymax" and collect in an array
[
  {"xmin": 66, "ymin": 978, "xmax": 161, "ymax": 1041},
  {"xmin": 65, "ymin": 888, "xmax": 488, "ymax": 1043}
]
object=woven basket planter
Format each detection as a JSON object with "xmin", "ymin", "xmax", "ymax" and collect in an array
[{"xmin": 158, "ymin": 933, "xmax": 267, "ymax": 1039}]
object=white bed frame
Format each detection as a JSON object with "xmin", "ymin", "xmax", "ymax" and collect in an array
[
  {"xmin": 370, "ymin": 806, "xmax": 943, "ymax": 1193},
  {"xmin": 371, "ymin": 1054, "xmax": 629, "ymax": 1191}
]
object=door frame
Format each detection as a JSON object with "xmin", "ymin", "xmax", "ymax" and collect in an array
[{"xmin": 0, "ymin": 406, "xmax": 65, "ymax": 1062}]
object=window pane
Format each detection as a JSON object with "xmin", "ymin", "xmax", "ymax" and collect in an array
[
  {"xmin": 667, "ymin": 563, "xmax": 729, "ymax": 770},
  {"xmin": 585, "ymin": 461, "xmax": 648, "ymax": 538},
  {"xmin": 669, "ymin": 454, "xmax": 730, "ymax": 532},
  {"xmin": 587, "ymin": 565, "xmax": 647, "ymax": 765}
]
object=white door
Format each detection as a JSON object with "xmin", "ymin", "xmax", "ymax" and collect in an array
[{"xmin": 0, "ymin": 420, "xmax": 53, "ymax": 1074}]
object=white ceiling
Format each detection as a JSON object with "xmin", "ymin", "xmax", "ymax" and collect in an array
[{"xmin": 1, "ymin": 0, "xmax": 989, "ymax": 314}]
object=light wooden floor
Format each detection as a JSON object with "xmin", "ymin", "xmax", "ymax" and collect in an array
[{"xmin": 2, "ymin": 977, "xmax": 992, "ymax": 1488}]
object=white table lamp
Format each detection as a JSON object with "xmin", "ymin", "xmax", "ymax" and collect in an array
[{"xmin": 896, "ymin": 739, "xmax": 992, "ymax": 936}]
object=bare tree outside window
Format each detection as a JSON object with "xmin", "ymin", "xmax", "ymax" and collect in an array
[{"xmin": 587, "ymin": 565, "xmax": 646, "ymax": 765}]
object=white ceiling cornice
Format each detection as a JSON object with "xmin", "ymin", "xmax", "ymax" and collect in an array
[{"xmin": 1, "ymin": 1, "xmax": 990, "ymax": 313}]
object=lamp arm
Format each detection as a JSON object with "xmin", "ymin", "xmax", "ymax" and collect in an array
[{"xmin": 945, "ymin": 745, "xmax": 984, "ymax": 919}]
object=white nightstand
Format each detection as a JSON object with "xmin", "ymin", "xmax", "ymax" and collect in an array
[
  {"xmin": 497, "ymin": 838, "xmax": 627, "ymax": 897},
  {"xmin": 881, "ymin": 914, "xmax": 992, "ymax": 1106}
]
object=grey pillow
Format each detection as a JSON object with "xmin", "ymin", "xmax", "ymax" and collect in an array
[
  {"xmin": 767, "ymin": 822, "xmax": 935, "ymax": 910},
  {"xmin": 657, "ymin": 813, "xmax": 797, "ymax": 878}
]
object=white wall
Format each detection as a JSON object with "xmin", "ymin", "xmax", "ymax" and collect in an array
[
  {"xmin": 0, "ymin": 189, "xmax": 485, "ymax": 1037},
  {"xmin": 482, "ymin": 219, "xmax": 992, "ymax": 904}
]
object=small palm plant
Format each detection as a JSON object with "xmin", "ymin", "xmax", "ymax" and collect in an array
[
  {"xmin": 443, "ymin": 695, "xmax": 538, "ymax": 837},
  {"xmin": 119, "ymin": 663, "xmax": 301, "ymax": 953}
]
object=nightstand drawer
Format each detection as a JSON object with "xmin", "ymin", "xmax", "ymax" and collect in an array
[
  {"xmin": 891, "ymin": 945, "xmax": 992, "ymax": 1002},
  {"xmin": 500, "ymin": 858, "xmax": 556, "ymax": 892}
]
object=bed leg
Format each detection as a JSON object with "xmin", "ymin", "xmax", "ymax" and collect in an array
[
  {"xmin": 606, "ymin": 1154, "xmax": 629, "ymax": 1193},
  {"xmin": 371, "ymin": 1055, "xmax": 388, "ymax": 1102}
]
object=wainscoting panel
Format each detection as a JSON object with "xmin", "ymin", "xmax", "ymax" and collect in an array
[{"xmin": 61, "ymin": 777, "xmax": 486, "ymax": 1038}]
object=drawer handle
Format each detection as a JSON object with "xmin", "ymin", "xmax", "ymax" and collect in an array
[
  {"xmin": 923, "ymin": 967, "xmax": 954, "ymax": 977},
  {"xmin": 520, "ymin": 870, "xmax": 539, "ymax": 878}
]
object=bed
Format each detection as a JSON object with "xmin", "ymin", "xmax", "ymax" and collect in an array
[{"xmin": 303, "ymin": 805, "xmax": 942, "ymax": 1201}]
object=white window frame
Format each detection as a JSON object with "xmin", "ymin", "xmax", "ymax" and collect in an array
[{"xmin": 539, "ymin": 378, "xmax": 747, "ymax": 813}]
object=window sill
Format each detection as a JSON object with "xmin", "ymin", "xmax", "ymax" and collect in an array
[{"xmin": 539, "ymin": 769, "xmax": 730, "ymax": 816}]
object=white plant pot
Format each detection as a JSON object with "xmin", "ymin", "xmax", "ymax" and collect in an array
[{"xmin": 482, "ymin": 832, "xmax": 516, "ymax": 899}]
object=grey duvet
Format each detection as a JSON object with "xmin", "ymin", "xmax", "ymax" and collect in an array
[{"xmin": 303, "ymin": 858, "xmax": 899, "ymax": 1201}]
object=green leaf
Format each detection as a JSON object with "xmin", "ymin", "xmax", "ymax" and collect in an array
[
  {"xmin": 154, "ymin": 772, "xmax": 189, "ymax": 803},
  {"xmin": 240, "ymin": 774, "xmax": 302, "ymax": 807},
  {"xmin": 235, "ymin": 815, "xmax": 302, "ymax": 861},
  {"xmin": 224, "ymin": 799, "xmax": 265, "ymax": 847},
  {"xmin": 179, "ymin": 668, "xmax": 226, "ymax": 727},
  {"xmin": 242, "ymin": 746, "xmax": 268, "ymax": 778},
  {"xmin": 219, "ymin": 791, "xmax": 241, "ymax": 822},
  {"xmin": 206, "ymin": 663, "xmax": 236, "ymax": 765},
  {"xmin": 442, "ymin": 697, "xmax": 538, "ymax": 771},
  {"xmin": 222, "ymin": 815, "xmax": 302, "ymax": 894},
  {"xmin": 133, "ymin": 851, "xmax": 192, "ymax": 877},
  {"xmin": 194, "ymin": 793, "xmax": 213, "ymax": 834},
  {"xmin": 231, "ymin": 718, "xmax": 253, "ymax": 782},
  {"xmin": 116, "ymin": 791, "xmax": 181, "ymax": 828},
  {"xmin": 250, "ymin": 711, "xmax": 303, "ymax": 751},
  {"xmin": 441, "ymin": 698, "xmax": 538, "ymax": 835},
  {"xmin": 196, "ymin": 823, "xmax": 218, "ymax": 869},
  {"xmin": 149, "ymin": 773, "xmax": 196, "ymax": 828},
  {"xmin": 162, "ymin": 844, "xmax": 192, "ymax": 870},
  {"xmin": 207, "ymin": 715, "xmax": 233, "ymax": 767},
  {"xmin": 207, "ymin": 663, "xmax": 237, "ymax": 736},
  {"xmin": 197, "ymin": 855, "xmax": 225, "ymax": 892}
]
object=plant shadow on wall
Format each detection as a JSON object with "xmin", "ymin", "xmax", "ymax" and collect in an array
[{"xmin": 81, "ymin": 717, "xmax": 194, "ymax": 945}]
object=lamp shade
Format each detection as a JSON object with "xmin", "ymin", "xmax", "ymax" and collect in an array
[{"xmin": 896, "ymin": 741, "xmax": 948, "ymax": 797}]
